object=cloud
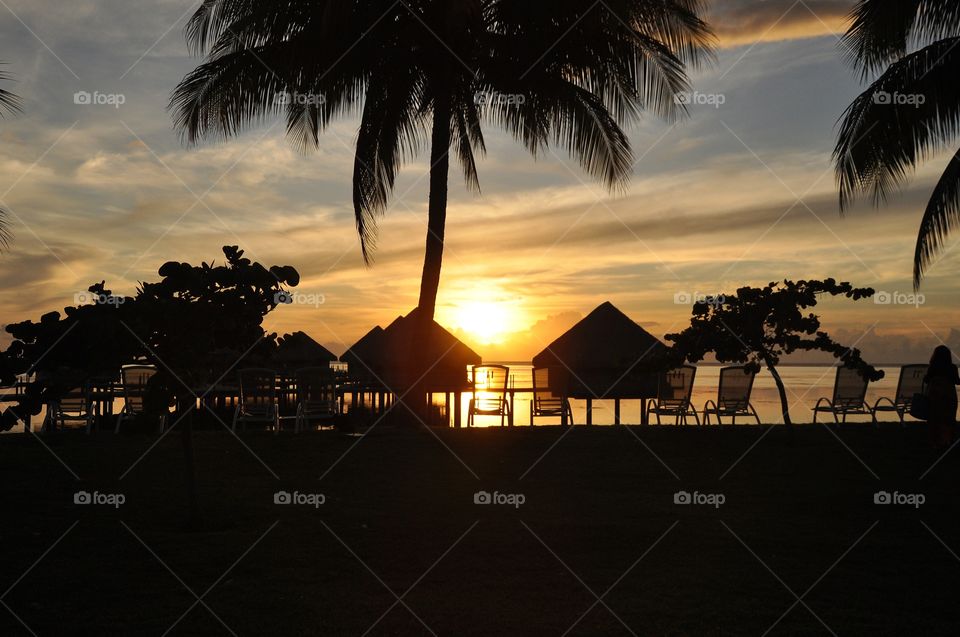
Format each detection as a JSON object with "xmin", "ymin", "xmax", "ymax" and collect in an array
[
  {"xmin": 710, "ymin": 0, "xmax": 853, "ymax": 46},
  {"xmin": 0, "ymin": 0, "xmax": 956, "ymax": 360}
]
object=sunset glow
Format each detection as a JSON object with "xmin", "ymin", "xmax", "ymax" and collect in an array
[
  {"xmin": 0, "ymin": 1, "xmax": 957, "ymax": 364},
  {"xmin": 447, "ymin": 297, "xmax": 525, "ymax": 345}
]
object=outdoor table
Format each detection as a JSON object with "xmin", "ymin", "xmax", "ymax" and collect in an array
[{"xmin": 567, "ymin": 390, "xmax": 653, "ymax": 426}]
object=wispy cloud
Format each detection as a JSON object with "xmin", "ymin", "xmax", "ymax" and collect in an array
[
  {"xmin": 0, "ymin": 0, "xmax": 955, "ymax": 360},
  {"xmin": 711, "ymin": 0, "xmax": 852, "ymax": 46}
]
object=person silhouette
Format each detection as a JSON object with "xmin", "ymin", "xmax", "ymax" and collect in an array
[{"xmin": 924, "ymin": 345, "xmax": 959, "ymax": 449}]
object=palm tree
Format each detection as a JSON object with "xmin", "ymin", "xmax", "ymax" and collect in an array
[
  {"xmin": 0, "ymin": 62, "xmax": 21, "ymax": 250},
  {"xmin": 171, "ymin": 1, "xmax": 713, "ymax": 322},
  {"xmin": 835, "ymin": 1, "xmax": 960, "ymax": 288}
]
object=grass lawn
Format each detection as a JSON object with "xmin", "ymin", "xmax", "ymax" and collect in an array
[{"xmin": 1, "ymin": 423, "xmax": 958, "ymax": 636}]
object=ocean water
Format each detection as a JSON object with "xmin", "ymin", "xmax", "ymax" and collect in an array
[
  {"xmin": 0, "ymin": 365, "xmax": 912, "ymax": 433},
  {"xmin": 461, "ymin": 364, "xmax": 910, "ymax": 426}
]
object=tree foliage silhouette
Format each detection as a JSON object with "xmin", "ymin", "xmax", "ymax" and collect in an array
[
  {"xmin": 170, "ymin": 0, "xmax": 714, "ymax": 324},
  {"xmin": 835, "ymin": 0, "xmax": 960, "ymax": 288},
  {"xmin": 0, "ymin": 246, "xmax": 298, "ymax": 527},
  {"xmin": 666, "ymin": 279, "xmax": 883, "ymax": 425}
]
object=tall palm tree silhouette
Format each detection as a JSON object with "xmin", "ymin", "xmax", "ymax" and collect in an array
[
  {"xmin": 835, "ymin": 1, "xmax": 960, "ymax": 288},
  {"xmin": 171, "ymin": 1, "xmax": 713, "ymax": 323},
  {"xmin": 0, "ymin": 62, "xmax": 21, "ymax": 250}
]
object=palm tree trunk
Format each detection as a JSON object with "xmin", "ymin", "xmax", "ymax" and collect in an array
[
  {"xmin": 418, "ymin": 94, "xmax": 451, "ymax": 317},
  {"xmin": 405, "ymin": 94, "xmax": 451, "ymax": 425}
]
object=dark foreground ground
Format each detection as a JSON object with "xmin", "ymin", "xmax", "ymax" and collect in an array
[{"xmin": 1, "ymin": 423, "xmax": 958, "ymax": 636}]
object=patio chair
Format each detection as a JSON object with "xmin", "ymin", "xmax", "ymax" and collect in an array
[
  {"xmin": 870, "ymin": 364, "xmax": 928, "ymax": 426},
  {"xmin": 702, "ymin": 366, "xmax": 761, "ymax": 425},
  {"xmin": 648, "ymin": 366, "xmax": 700, "ymax": 425},
  {"xmin": 468, "ymin": 365, "xmax": 511, "ymax": 427},
  {"xmin": 46, "ymin": 387, "xmax": 94, "ymax": 433},
  {"xmin": 530, "ymin": 366, "xmax": 573, "ymax": 426},
  {"xmin": 87, "ymin": 374, "xmax": 119, "ymax": 423},
  {"xmin": 813, "ymin": 367, "xmax": 872, "ymax": 424},
  {"xmin": 293, "ymin": 367, "xmax": 338, "ymax": 432},
  {"xmin": 116, "ymin": 365, "xmax": 166, "ymax": 433},
  {"xmin": 232, "ymin": 368, "xmax": 280, "ymax": 433}
]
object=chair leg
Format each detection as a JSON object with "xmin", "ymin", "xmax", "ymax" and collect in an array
[
  {"xmin": 115, "ymin": 412, "xmax": 124, "ymax": 434},
  {"xmin": 157, "ymin": 415, "xmax": 166, "ymax": 435},
  {"xmin": 231, "ymin": 406, "xmax": 240, "ymax": 433}
]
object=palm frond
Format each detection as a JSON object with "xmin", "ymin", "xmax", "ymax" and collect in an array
[
  {"xmin": 0, "ymin": 63, "xmax": 19, "ymax": 251},
  {"xmin": 913, "ymin": 146, "xmax": 960, "ymax": 287},
  {"xmin": 174, "ymin": 0, "xmax": 713, "ymax": 263},
  {"xmin": 835, "ymin": 38, "xmax": 960, "ymax": 209},
  {"xmin": 452, "ymin": 100, "xmax": 483, "ymax": 193},
  {"xmin": 0, "ymin": 64, "xmax": 22, "ymax": 117},
  {"xmin": 352, "ymin": 70, "xmax": 429, "ymax": 262},
  {"xmin": 0, "ymin": 209, "xmax": 12, "ymax": 250},
  {"xmin": 487, "ymin": 77, "xmax": 633, "ymax": 189},
  {"xmin": 553, "ymin": 85, "xmax": 634, "ymax": 190},
  {"xmin": 843, "ymin": 0, "xmax": 960, "ymax": 77},
  {"xmin": 170, "ymin": 47, "xmax": 290, "ymax": 144}
]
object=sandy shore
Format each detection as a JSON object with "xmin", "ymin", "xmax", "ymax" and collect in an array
[{"xmin": 2, "ymin": 425, "xmax": 958, "ymax": 635}]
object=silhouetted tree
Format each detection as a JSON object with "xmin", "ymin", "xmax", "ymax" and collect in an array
[
  {"xmin": 0, "ymin": 246, "xmax": 299, "ymax": 527},
  {"xmin": 666, "ymin": 279, "xmax": 884, "ymax": 425},
  {"xmin": 131, "ymin": 246, "xmax": 298, "ymax": 526},
  {"xmin": 835, "ymin": 1, "xmax": 960, "ymax": 288},
  {"xmin": 171, "ymin": 1, "xmax": 713, "ymax": 419},
  {"xmin": 0, "ymin": 283, "xmax": 138, "ymax": 429}
]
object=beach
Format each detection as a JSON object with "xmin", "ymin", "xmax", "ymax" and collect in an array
[{"xmin": 1, "ymin": 425, "xmax": 957, "ymax": 635}]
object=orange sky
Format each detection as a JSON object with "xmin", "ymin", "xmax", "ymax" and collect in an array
[{"xmin": 0, "ymin": 0, "xmax": 957, "ymax": 363}]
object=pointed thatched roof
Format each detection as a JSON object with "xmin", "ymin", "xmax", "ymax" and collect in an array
[
  {"xmin": 340, "ymin": 308, "xmax": 480, "ymax": 391},
  {"xmin": 274, "ymin": 331, "xmax": 337, "ymax": 368},
  {"xmin": 532, "ymin": 301, "xmax": 665, "ymax": 398},
  {"xmin": 340, "ymin": 325, "xmax": 385, "ymax": 373}
]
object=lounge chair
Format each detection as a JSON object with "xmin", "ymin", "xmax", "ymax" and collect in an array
[
  {"xmin": 46, "ymin": 388, "xmax": 94, "ymax": 433},
  {"xmin": 232, "ymin": 368, "xmax": 280, "ymax": 433},
  {"xmin": 468, "ymin": 365, "xmax": 511, "ymax": 427},
  {"xmin": 648, "ymin": 365, "xmax": 700, "ymax": 425},
  {"xmin": 870, "ymin": 364, "xmax": 928, "ymax": 425},
  {"xmin": 813, "ymin": 367, "xmax": 872, "ymax": 424},
  {"xmin": 702, "ymin": 365, "xmax": 761, "ymax": 425},
  {"xmin": 530, "ymin": 366, "xmax": 573, "ymax": 426},
  {"xmin": 116, "ymin": 365, "xmax": 166, "ymax": 433},
  {"xmin": 293, "ymin": 366, "xmax": 338, "ymax": 432}
]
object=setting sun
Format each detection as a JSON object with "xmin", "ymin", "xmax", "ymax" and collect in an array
[{"xmin": 449, "ymin": 299, "xmax": 523, "ymax": 345}]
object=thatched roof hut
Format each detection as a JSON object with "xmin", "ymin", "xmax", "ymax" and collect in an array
[
  {"xmin": 532, "ymin": 301, "xmax": 666, "ymax": 398},
  {"xmin": 340, "ymin": 309, "xmax": 479, "ymax": 392},
  {"xmin": 274, "ymin": 331, "xmax": 337, "ymax": 370},
  {"xmin": 340, "ymin": 325, "xmax": 386, "ymax": 379}
]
